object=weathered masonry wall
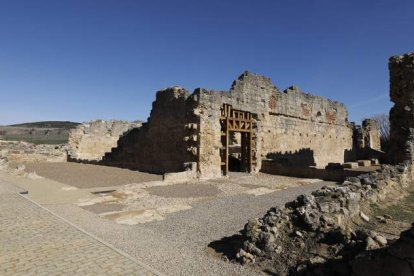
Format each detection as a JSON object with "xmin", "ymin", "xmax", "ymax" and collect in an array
[
  {"xmin": 354, "ymin": 119, "xmax": 381, "ymax": 151},
  {"xmin": 389, "ymin": 52, "xmax": 414, "ymax": 164},
  {"xmin": 101, "ymin": 87, "xmax": 190, "ymax": 174},
  {"xmin": 193, "ymin": 72, "xmax": 353, "ymax": 178},
  {"xmin": 68, "ymin": 120, "xmax": 141, "ymax": 161},
  {"xmin": 87, "ymin": 72, "xmax": 369, "ymax": 178},
  {"xmin": 363, "ymin": 119, "xmax": 381, "ymax": 151}
]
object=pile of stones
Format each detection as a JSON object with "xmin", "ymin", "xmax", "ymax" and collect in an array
[
  {"xmin": 236, "ymin": 163, "xmax": 412, "ymax": 275},
  {"xmin": 349, "ymin": 223, "xmax": 414, "ymax": 276},
  {"xmin": 0, "ymin": 140, "xmax": 69, "ymax": 162}
]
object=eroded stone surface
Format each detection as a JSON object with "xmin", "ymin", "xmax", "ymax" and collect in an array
[
  {"xmin": 236, "ymin": 164, "xmax": 412, "ymax": 275},
  {"xmin": 389, "ymin": 52, "xmax": 414, "ymax": 164},
  {"xmin": 90, "ymin": 72, "xmax": 381, "ymax": 178},
  {"xmin": 68, "ymin": 120, "xmax": 141, "ymax": 161}
]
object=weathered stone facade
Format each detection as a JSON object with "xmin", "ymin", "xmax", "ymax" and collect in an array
[
  {"xmin": 193, "ymin": 73, "xmax": 353, "ymax": 178},
  {"xmin": 101, "ymin": 87, "xmax": 190, "ymax": 174},
  {"xmin": 389, "ymin": 52, "xmax": 414, "ymax": 164},
  {"xmin": 68, "ymin": 120, "xmax": 141, "ymax": 161},
  {"xmin": 354, "ymin": 119, "xmax": 381, "ymax": 151},
  {"xmin": 91, "ymin": 72, "xmax": 381, "ymax": 178}
]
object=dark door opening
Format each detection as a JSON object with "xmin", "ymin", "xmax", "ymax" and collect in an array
[
  {"xmin": 220, "ymin": 104, "xmax": 256, "ymax": 176},
  {"xmin": 229, "ymin": 132, "xmax": 241, "ymax": 172},
  {"xmin": 228, "ymin": 131, "xmax": 252, "ymax": 172}
]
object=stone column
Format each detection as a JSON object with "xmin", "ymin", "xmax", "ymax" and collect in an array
[
  {"xmin": 362, "ymin": 119, "xmax": 381, "ymax": 151},
  {"xmin": 388, "ymin": 52, "xmax": 414, "ymax": 164}
]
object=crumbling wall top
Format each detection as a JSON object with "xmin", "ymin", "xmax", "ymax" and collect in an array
[
  {"xmin": 156, "ymin": 86, "xmax": 190, "ymax": 100},
  {"xmin": 230, "ymin": 71, "xmax": 280, "ymax": 96},
  {"xmin": 362, "ymin": 119, "xmax": 378, "ymax": 129}
]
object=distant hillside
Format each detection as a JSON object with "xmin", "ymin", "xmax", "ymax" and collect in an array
[
  {"xmin": 0, "ymin": 121, "xmax": 80, "ymax": 145},
  {"xmin": 9, "ymin": 121, "xmax": 80, "ymax": 129}
]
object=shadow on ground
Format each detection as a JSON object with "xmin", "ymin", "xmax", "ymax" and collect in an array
[{"xmin": 208, "ymin": 231, "xmax": 245, "ymax": 261}]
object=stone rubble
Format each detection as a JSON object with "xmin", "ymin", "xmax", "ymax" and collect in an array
[
  {"xmin": 236, "ymin": 163, "xmax": 412, "ymax": 275},
  {"xmin": 0, "ymin": 140, "xmax": 68, "ymax": 163}
]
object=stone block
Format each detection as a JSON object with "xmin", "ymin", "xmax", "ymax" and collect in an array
[
  {"xmin": 326, "ymin": 163, "xmax": 343, "ymax": 170},
  {"xmin": 371, "ymin": 158, "xmax": 380, "ymax": 165},
  {"xmin": 358, "ymin": 160, "xmax": 371, "ymax": 167},
  {"xmin": 185, "ymin": 123, "xmax": 198, "ymax": 130},
  {"xmin": 343, "ymin": 162, "xmax": 359, "ymax": 169}
]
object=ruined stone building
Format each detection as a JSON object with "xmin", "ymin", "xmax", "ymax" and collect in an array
[
  {"xmin": 68, "ymin": 72, "xmax": 381, "ymax": 178},
  {"xmin": 389, "ymin": 52, "xmax": 414, "ymax": 164}
]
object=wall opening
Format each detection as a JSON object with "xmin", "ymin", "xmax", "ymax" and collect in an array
[
  {"xmin": 228, "ymin": 131, "xmax": 253, "ymax": 172},
  {"xmin": 220, "ymin": 104, "xmax": 257, "ymax": 175}
]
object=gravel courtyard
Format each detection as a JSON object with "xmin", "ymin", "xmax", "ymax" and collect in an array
[
  {"xmin": 22, "ymin": 162, "xmax": 163, "ymax": 188},
  {"xmin": 1, "ymin": 162, "xmax": 335, "ymax": 275}
]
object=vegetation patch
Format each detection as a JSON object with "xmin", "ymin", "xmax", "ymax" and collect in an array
[
  {"xmin": 0, "ymin": 121, "xmax": 79, "ymax": 145},
  {"xmin": 371, "ymin": 192, "xmax": 414, "ymax": 223}
]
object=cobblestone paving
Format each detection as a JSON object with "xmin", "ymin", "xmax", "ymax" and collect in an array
[{"xmin": 0, "ymin": 192, "xmax": 158, "ymax": 275}]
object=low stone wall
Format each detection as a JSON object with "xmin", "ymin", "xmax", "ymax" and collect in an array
[
  {"xmin": 68, "ymin": 120, "xmax": 141, "ymax": 161},
  {"xmin": 237, "ymin": 163, "xmax": 412, "ymax": 275},
  {"xmin": 260, "ymin": 160, "xmax": 362, "ymax": 182},
  {"xmin": 0, "ymin": 140, "xmax": 68, "ymax": 163}
]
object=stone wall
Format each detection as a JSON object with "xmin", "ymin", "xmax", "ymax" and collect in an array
[
  {"xmin": 389, "ymin": 52, "xmax": 414, "ymax": 164},
  {"xmin": 194, "ymin": 72, "xmax": 353, "ymax": 178},
  {"xmin": 0, "ymin": 140, "xmax": 68, "ymax": 163},
  {"xmin": 362, "ymin": 119, "xmax": 381, "ymax": 150},
  {"xmin": 261, "ymin": 160, "xmax": 363, "ymax": 182},
  {"xmin": 236, "ymin": 163, "xmax": 412, "ymax": 274},
  {"xmin": 68, "ymin": 120, "xmax": 141, "ymax": 161},
  {"xmin": 92, "ymin": 72, "xmax": 373, "ymax": 178},
  {"xmin": 354, "ymin": 119, "xmax": 381, "ymax": 151},
  {"xmin": 101, "ymin": 87, "xmax": 190, "ymax": 174}
]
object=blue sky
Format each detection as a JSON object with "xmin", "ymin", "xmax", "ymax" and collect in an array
[{"xmin": 0, "ymin": 0, "xmax": 413, "ymax": 125}]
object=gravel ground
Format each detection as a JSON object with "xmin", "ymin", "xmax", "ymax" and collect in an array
[
  {"xmin": 2, "ymin": 161, "xmax": 335, "ymax": 275},
  {"xmin": 46, "ymin": 180, "xmax": 333, "ymax": 276},
  {"xmin": 80, "ymin": 203, "xmax": 125, "ymax": 214},
  {"xmin": 21, "ymin": 162, "xmax": 163, "ymax": 188},
  {"xmin": 145, "ymin": 183, "xmax": 221, "ymax": 198}
]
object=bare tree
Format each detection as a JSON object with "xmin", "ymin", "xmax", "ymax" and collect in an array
[{"xmin": 371, "ymin": 113, "xmax": 390, "ymax": 151}]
